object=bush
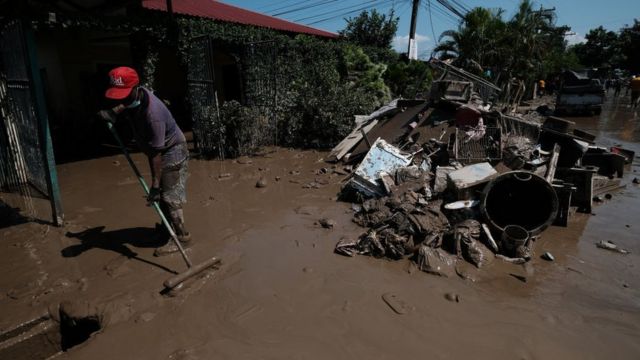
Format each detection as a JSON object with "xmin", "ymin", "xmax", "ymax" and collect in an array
[
  {"xmin": 177, "ymin": 20, "xmax": 391, "ymax": 154},
  {"xmin": 217, "ymin": 100, "xmax": 269, "ymax": 157},
  {"xmin": 271, "ymin": 36, "xmax": 388, "ymax": 148}
]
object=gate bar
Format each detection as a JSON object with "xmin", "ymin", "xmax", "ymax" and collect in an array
[{"xmin": 23, "ymin": 20, "xmax": 63, "ymax": 226}]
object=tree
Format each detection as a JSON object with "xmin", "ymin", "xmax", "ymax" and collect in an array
[
  {"xmin": 572, "ymin": 26, "xmax": 619, "ymax": 68},
  {"xmin": 342, "ymin": 44, "xmax": 391, "ymax": 105},
  {"xmin": 619, "ymin": 19, "xmax": 640, "ymax": 74},
  {"xmin": 433, "ymin": 0, "xmax": 571, "ymax": 88},
  {"xmin": 432, "ymin": 7, "xmax": 506, "ymax": 74},
  {"xmin": 384, "ymin": 59, "xmax": 432, "ymax": 98},
  {"xmin": 339, "ymin": 9, "xmax": 399, "ymax": 49},
  {"xmin": 504, "ymin": 0, "xmax": 561, "ymax": 82}
]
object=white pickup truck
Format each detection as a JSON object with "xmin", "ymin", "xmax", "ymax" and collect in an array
[{"xmin": 555, "ymin": 70, "xmax": 605, "ymax": 115}]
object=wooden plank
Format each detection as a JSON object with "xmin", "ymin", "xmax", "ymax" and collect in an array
[
  {"xmin": 326, "ymin": 118, "xmax": 378, "ymax": 162},
  {"xmin": 346, "ymin": 101, "xmax": 429, "ymax": 163},
  {"xmin": 545, "ymin": 143, "xmax": 561, "ymax": 183}
]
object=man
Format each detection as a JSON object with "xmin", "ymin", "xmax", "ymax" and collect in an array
[
  {"xmin": 98, "ymin": 66, "xmax": 190, "ymax": 255},
  {"xmin": 613, "ymin": 78, "xmax": 622, "ymax": 97},
  {"xmin": 538, "ymin": 79, "xmax": 545, "ymax": 97}
]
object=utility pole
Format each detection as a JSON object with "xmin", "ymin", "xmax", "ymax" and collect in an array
[{"xmin": 407, "ymin": 0, "xmax": 420, "ymax": 60}]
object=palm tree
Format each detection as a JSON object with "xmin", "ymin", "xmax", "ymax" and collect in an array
[
  {"xmin": 433, "ymin": 0, "xmax": 567, "ymax": 100},
  {"xmin": 505, "ymin": 0, "xmax": 555, "ymax": 81},
  {"xmin": 432, "ymin": 7, "xmax": 506, "ymax": 74}
]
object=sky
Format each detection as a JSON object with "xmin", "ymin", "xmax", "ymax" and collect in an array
[{"xmin": 221, "ymin": 0, "xmax": 639, "ymax": 58}]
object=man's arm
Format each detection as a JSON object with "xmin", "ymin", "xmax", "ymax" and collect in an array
[
  {"xmin": 146, "ymin": 151, "xmax": 163, "ymax": 204},
  {"xmin": 149, "ymin": 152, "xmax": 163, "ymax": 189},
  {"xmin": 97, "ymin": 104, "xmax": 126, "ymax": 123}
]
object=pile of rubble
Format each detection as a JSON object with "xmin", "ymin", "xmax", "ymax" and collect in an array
[{"xmin": 329, "ymin": 65, "xmax": 634, "ymax": 277}]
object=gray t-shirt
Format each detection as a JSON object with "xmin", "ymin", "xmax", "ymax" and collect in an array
[{"xmin": 129, "ymin": 87, "xmax": 187, "ymax": 166}]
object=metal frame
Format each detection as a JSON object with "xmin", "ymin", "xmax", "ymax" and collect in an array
[
  {"xmin": 0, "ymin": 19, "xmax": 63, "ymax": 225},
  {"xmin": 186, "ymin": 35, "xmax": 223, "ymax": 157},
  {"xmin": 454, "ymin": 126, "xmax": 502, "ymax": 164},
  {"xmin": 242, "ymin": 39, "xmax": 278, "ymax": 145}
]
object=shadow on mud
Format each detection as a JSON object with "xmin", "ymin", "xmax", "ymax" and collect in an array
[
  {"xmin": 61, "ymin": 226, "xmax": 177, "ymax": 274},
  {"xmin": 0, "ymin": 200, "xmax": 29, "ymax": 229}
]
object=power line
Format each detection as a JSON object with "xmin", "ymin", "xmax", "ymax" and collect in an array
[
  {"xmin": 307, "ymin": 0, "xmax": 396, "ymax": 26},
  {"xmin": 396, "ymin": 0, "xmax": 412, "ymax": 19},
  {"xmin": 423, "ymin": 0, "xmax": 460, "ymax": 23},
  {"xmin": 435, "ymin": 0, "xmax": 466, "ymax": 19},
  {"xmin": 449, "ymin": 0, "xmax": 470, "ymax": 13},
  {"xmin": 426, "ymin": 0, "xmax": 460, "ymax": 25},
  {"xmin": 257, "ymin": 0, "xmax": 312, "ymax": 13},
  {"xmin": 294, "ymin": 0, "xmax": 380, "ymax": 23},
  {"xmin": 272, "ymin": 0, "xmax": 338, "ymax": 17},
  {"xmin": 427, "ymin": 0, "xmax": 439, "ymax": 45},
  {"xmin": 306, "ymin": 0, "xmax": 397, "ymax": 25}
]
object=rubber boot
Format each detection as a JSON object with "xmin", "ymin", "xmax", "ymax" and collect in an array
[
  {"xmin": 170, "ymin": 209, "xmax": 192, "ymax": 243},
  {"xmin": 154, "ymin": 209, "xmax": 191, "ymax": 257}
]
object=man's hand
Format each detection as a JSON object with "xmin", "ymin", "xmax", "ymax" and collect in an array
[
  {"xmin": 97, "ymin": 109, "xmax": 117, "ymax": 124},
  {"xmin": 147, "ymin": 187, "xmax": 161, "ymax": 205}
]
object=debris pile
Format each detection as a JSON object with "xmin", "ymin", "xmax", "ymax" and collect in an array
[{"xmin": 329, "ymin": 62, "xmax": 634, "ymax": 276}]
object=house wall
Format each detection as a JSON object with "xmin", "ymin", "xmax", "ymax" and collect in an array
[
  {"xmin": 34, "ymin": 27, "xmax": 132, "ymax": 162},
  {"xmin": 153, "ymin": 45, "xmax": 190, "ymax": 130}
]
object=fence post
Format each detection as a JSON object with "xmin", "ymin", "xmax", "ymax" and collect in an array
[{"xmin": 22, "ymin": 20, "xmax": 63, "ymax": 226}]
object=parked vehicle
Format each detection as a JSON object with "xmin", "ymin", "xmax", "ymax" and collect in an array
[{"xmin": 555, "ymin": 70, "xmax": 605, "ymax": 115}]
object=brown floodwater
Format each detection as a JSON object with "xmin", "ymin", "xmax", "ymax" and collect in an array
[{"xmin": 1, "ymin": 93, "xmax": 639, "ymax": 359}]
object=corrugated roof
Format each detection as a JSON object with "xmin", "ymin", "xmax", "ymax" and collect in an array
[{"xmin": 142, "ymin": 0, "xmax": 338, "ymax": 38}]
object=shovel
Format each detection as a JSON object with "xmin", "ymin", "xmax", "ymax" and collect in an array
[{"xmin": 105, "ymin": 121, "xmax": 220, "ymax": 290}]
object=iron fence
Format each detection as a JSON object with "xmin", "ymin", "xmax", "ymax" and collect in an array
[{"xmin": 0, "ymin": 20, "xmax": 63, "ymax": 225}]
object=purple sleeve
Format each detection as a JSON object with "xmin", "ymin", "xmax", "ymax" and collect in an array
[{"xmin": 149, "ymin": 120, "xmax": 165, "ymax": 150}]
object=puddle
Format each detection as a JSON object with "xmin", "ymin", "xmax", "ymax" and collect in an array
[{"xmin": 0, "ymin": 305, "xmax": 103, "ymax": 359}]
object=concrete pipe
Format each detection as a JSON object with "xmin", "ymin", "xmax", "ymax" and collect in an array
[{"xmin": 481, "ymin": 171, "xmax": 559, "ymax": 235}]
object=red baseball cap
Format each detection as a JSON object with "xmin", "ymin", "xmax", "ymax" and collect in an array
[{"xmin": 105, "ymin": 67, "xmax": 139, "ymax": 100}]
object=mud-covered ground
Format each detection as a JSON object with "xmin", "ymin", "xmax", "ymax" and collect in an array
[{"xmin": 1, "ymin": 93, "xmax": 639, "ymax": 359}]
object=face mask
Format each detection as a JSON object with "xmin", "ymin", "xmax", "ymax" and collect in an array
[{"xmin": 125, "ymin": 88, "xmax": 141, "ymax": 108}]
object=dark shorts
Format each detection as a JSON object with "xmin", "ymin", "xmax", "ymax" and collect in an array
[{"xmin": 161, "ymin": 143, "xmax": 189, "ymax": 210}]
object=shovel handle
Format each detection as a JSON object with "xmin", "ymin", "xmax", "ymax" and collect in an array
[{"xmin": 106, "ymin": 122, "xmax": 192, "ymax": 268}]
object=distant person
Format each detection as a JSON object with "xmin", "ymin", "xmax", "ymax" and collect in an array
[
  {"xmin": 538, "ymin": 79, "xmax": 546, "ymax": 97},
  {"xmin": 630, "ymin": 75, "xmax": 640, "ymax": 108},
  {"xmin": 97, "ymin": 67, "xmax": 191, "ymax": 256}
]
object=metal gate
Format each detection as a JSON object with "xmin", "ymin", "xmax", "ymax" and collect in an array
[
  {"xmin": 242, "ymin": 40, "xmax": 277, "ymax": 145},
  {"xmin": 186, "ymin": 35, "xmax": 222, "ymax": 157},
  {"xmin": 186, "ymin": 37, "xmax": 278, "ymax": 156},
  {"xmin": 0, "ymin": 20, "xmax": 63, "ymax": 225}
]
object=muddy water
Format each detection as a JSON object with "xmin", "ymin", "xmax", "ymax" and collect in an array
[{"xmin": 1, "ymin": 95, "xmax": 640, "ymax": 359}]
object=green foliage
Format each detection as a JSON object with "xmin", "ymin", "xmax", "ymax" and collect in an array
[
  {"xmin": 275, "ymin": 37, "xmax": 383, "ymax": 147},
  {"xmin": 433, "ymin": 0, "xmax": 572, "ymax": 90},
  {"xmin": 572, "ymin": 26, "xmax": 619, "ymax": 68},
  {"xmin": 567, "ymin": 19, "xmax": 639, "ymax": 74},
  {"xmin": 339, "ymin": 9, "xmax": 399, "ymax": 49},
  {"xmin": 433, "ymin": 7, "xmax": 506, "ymax": 73},
  {"xmin": 384, "ymin": 60, "xmax": 433, "ymax": 98},
  {"xmin": 542, "ymin": 47, "xmax": 581, "ymax": 76},
  {"xmin": 358, "ymin": 45, "xmax": 399, "ymax": 64},
  {"xmin": 218, "ymin": 100, "xmax": 268, "ymax": 157},
  {"xmin": 619, "ymin": 20, "xmax": 640, "ymax": 74},
  {"xmin": 343, "ymin": 44, "xmax": 391, "ymax": 104},
  {"xmin": 30, "ymin": 11, "xmax": 398, "ymax": 153},
  {"xmin": 171, "ymin": 18, "xmax": 386, "ymax": 150}
]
